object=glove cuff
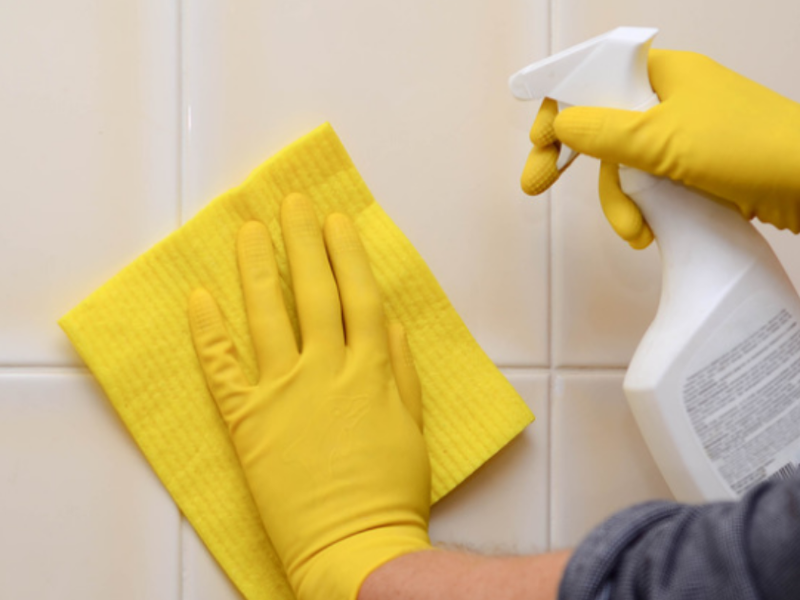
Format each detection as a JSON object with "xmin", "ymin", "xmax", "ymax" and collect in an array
[{"xmin": 292, "ymin": 526, "xmax": 433, "ymax": 600}]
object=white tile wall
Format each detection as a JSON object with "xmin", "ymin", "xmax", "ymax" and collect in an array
[
  {"xmin": 0, "ymin": 373, "xmax": 181, "ymax": 598},
  {"xmin": 0, "ymin": 0, "xmax": 180, "ymax": 366},
  {"xmin": 2, "ymin": 0, "xmax": 800, "ymax": 596},
  {"xmin": 552, "ymin": 157, "xmax": 662, "ymax": 367},
  {"xmin": 182, "ymin": 520, "xmax": 244, "ymax": 600},
  {"xmin": 551, "ymin": 372, "xmax": 673, "ymax": 549},
  {"xmin": 182, "ymin": 0, "xmax": 551, "ymax": 367},
  {"xmin": 429, "ymin": 372, "xmax": 549, "ymax": 555}
]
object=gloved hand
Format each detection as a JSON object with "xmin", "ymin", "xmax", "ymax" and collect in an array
[
  {"xmin": 188, "ymin": 193, "xmax": 432, "ymax": 600},
  {"xmin": 521, "ymin": 49, "xmax": 800, "ymax": 249}
]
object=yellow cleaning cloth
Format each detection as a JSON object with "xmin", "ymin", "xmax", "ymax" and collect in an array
[{"xmin": 59, "ymin": 123, "xmax": 534, "ymax": 600}]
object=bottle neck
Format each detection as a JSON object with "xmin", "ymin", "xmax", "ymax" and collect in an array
[{"xmin": 620, "ymin": 169, "xmax": 772, "ymax": 314}]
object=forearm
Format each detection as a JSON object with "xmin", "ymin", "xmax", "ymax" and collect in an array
[{"xmin": 359, "ymin": 549, "xmax": 572, "ymax": 600}]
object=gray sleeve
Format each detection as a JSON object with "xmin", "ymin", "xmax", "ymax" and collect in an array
[{"xmin": 557, "ymin": 474, "xmax": 800, "ymax": 600}]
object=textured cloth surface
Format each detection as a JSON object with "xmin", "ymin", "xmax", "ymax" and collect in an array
[
  {"xmin": 59, "ymin": 123, "xmax": 534, "ymax": 600},
  {"xmin": 559, "ymin": 473, "xmax": 800, "ymax": 600}
]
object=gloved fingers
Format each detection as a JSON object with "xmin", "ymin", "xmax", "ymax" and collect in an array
[
  {"xmin": 521, "ymin": 98, "xmax": 562, "ymax": 196},
  {"xmin": 530, "ymin": 97, "xmax": 559, "ymax": 146},
  {"xmin": 555, "ymin": 106, "xmax": 648, "ymax": 169},
  {"xmin": 387, "ymin": 322, "xmax": 423, "ymax": 431},
  {"xmin": 323, "ymin": 212, "xmax": 388, "ymax": 354},
  {"xmin": 521, "ymin": 144, "xmax": 561, "ymax": 196},
  {"xmin": 627, "ymin": 223, "xmax": 656, "ymax": 249},
  {"xmin": 281, "ymin": 193, "xmax": 344, "ymax": 353},
  {"xmin": 188, "ymin": 288, "xmax": 251, "ymax": 415},
  {"xmin": 598, "ymin": 161, "xmax": 654, "ymax": 250},
  {"xmin": 237, "ymin": 221, "xmax": 298, "ymax": 376}
]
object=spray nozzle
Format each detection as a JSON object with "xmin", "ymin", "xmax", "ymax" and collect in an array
[{"xmin": 510, "ymin": 27, "xmax": 660, "ymax": 170}]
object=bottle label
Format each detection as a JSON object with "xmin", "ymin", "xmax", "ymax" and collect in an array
[{"xmin": 683, "ymin": 307, "xmax": 800, "ymax": 495}]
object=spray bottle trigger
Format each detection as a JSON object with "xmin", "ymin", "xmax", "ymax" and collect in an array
[
  {"xmin": 555, "ymin": 100, "xmax": 580, "ymax": 171},
  {"xmin": 557, "ymin": 146, "xmax": 580, "ymax": 171}
]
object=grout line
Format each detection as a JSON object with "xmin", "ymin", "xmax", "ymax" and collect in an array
[
  {"xmin": 497, "ymin": 366, "xmax": 550, "ymax": 374},
  {"xmin": 555, "ymin": 366, "xmax": 629, "ymax": 374},
  {"xmin": 495, "ymin": 365, "xmax": 629, "ymax": 373},
  {"xmin": 545, "ymin": 195, "xmax": 557, "ymax": 550},
  {"xmin": 0, "ymin": 363, "xmax": 627, "ymax": 376},
  {"xmin": 0, "ymin": 365, "xmax": 91, "ymax": 376},
  {"xmin": 180, "ymin": 519, "xmax": 188, "ymax": 600},
  {"xmin": 178, "ymin": 0, "xmax": 188, "ymax": 228},
  {"xmin": 546, "ymin": 0, "xmax": 555, "ymax": 553},
  {"xmin": 177, "ymin": 1, "xmax": 187, "ymax": 598}
]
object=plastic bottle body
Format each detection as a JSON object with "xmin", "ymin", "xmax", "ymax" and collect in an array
[{"xmin": 622, "ymin": 169, "xmax": 800, "ymax": 502}]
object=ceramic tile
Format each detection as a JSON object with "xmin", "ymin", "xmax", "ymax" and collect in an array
[
  {"xmin": 182, "ymin": 519, "xmax": 245, "ymax": 600},
  {"xmin": 552, "ymin": 157, "xmax": 662, "ymax": 367},
  {"xmin": 429, "ymin": 371, "xmax": 548, "ymax": 555},
  {"xmin": 183, "ymin": 0, "xmax": 550, "ymax": 367},
  {"xmin": 550, "ymin": 372, "xmax": 673, "ymax": 550},
  {"xmin": 0, "ymin": 0, "xmax": 180, "ymax": 366},
  {"xmin": 551, "ymin": 2, "xmax": 800, "ymax": 367},
  {"xmin": 555, "ymin": 0, "xmax": 800, "ymax": 101},
  {"xmin": 0, "ymin": 373, "xmax": 180, "ymax": 599}
]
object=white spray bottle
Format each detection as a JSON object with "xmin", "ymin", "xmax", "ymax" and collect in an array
[{"xmin": 510, "ymin": 27, "xmax": 800, "ymax": 503}]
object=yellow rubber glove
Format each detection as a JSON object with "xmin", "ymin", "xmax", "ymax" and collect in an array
[
  {"xmin": 521, "ymin": 97, "xmax": 654, "ymax": 249},
  {"xmin": 522, "ymin": 49, "xmax": 800, "ymax": 248},
  {"xmin": 188, "ymin": 193, "xmax": 432, "ymax": 600},
  {"xmin": 521, "ymin": 97, "xmax": 563, "ymax": 197}
]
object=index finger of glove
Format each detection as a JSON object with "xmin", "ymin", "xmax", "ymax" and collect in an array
[
  {"xmin": 554, "ymin": 106, "xmax": 655, "ymax": 171},
  {"xmin": 323, "ymin": 213, "xmax": 388, "ymax": 354},
  {"xmin": 281, "ymin": 193, "xmax": 344, "ymax": 353},
  {"xmin": 521, "ymin": 144, "xmax": 561, "ymax": 196},
  {"xmin": 530, "ymin": 97, "xmax": 559, "ymax": 146},
  {"xmin": 237, "ymin": 221, "xmax": 299, "ymax": 376},
  {"xmin": 522, "ymin": 98, "xmax": 563, "ymax": 196}
]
